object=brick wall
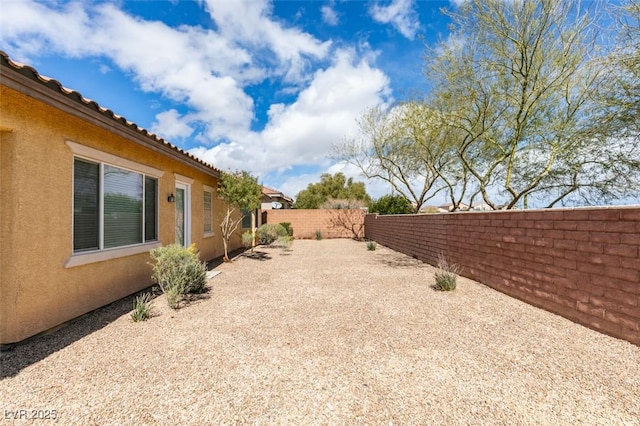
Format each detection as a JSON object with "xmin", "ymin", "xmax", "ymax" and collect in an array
[
  {"xmin": 365, "ymin": 207, "xmax": 640, "ymax": 345},
  {"xmin": 264, "ymin": 209, "xmax": 366, "ymax": 239}
]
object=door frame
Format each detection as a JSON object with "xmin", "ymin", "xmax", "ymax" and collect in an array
[{"xmin": 175, "ymin": 181, "xmax": 191, "ymax": 247}]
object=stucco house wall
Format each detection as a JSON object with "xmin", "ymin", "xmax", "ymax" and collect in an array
[{"xmin": 0, "ymin": 53, "xmax": 241, "ymax": 345}]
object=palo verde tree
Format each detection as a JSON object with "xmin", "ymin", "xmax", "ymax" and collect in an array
[
  {"xmin": 426, "ymin": 0, "xmax": 640, "ymax": 208},
  {"xmin": 218, "ymin": 170, "xmax": 262, "ymax": 261},
  {"xmin": 294, "ymin": 172, "xmax": 371, "ymax": 209},
  {"xmin": 600, "ymin": 0, "xmax": 640, "ymax": 138},
  {"xmin": 333, "ymin": 102, "xmax": 460, "ymax": 213}
]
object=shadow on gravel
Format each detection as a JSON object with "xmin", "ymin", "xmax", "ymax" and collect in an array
[
  {"xmin": 181, "ymin": 287, "xmax": 213, "ymax": 305},
  {"xmin": 378, "ymin": 254, "xmax": 429, "ymax": 269},
  {"xmin": 0, "ymin": 292, "xmax": 138, "ymax": 379},
  {"xmin": 206, "ymin": 247, "xmax": 247, "ymax": 269},
  {"xmin": 240, "ymin": 250, "xmax": 272, "ymax": 261}
]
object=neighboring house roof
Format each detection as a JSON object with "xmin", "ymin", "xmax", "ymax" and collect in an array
[
  {"xmin": 437, "ymin": 203, "xmax": 469, "ymax": 212},
  {"xmin": 262, "ymin": 185, "xmax": 293, "ymax": 203},
  {"xmin": 0, "ymin": 51, "xmax": 221, "ymax": 178}
]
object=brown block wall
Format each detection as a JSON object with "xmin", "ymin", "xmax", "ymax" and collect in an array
[
  {"xmin": 264, "ymin": 209, "xmax": 366, "ymax": 239},
  {"xmin": 365, "ymin": 207, "xmax": 640, "ymax": 345}
]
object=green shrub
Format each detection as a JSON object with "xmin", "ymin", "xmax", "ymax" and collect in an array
[
  {"xmin": 149, "ymin": 244, "xmax": 208, "ymax": 309},
  {"xmin": 165, "ymin": 286, "xmax": 182, "ymax": 309},
  {"xmin": 315, "ymin": 229, "xmax": 323, "ymax": 240},
  {"xmin": 275, "ymin": 235, "xmax": 294, "ymax": 250},
  {"xmin": 369, "ymin": 194, "xmax": 413, "ymax": 215},
  {"xmin": 434, "ymin": 255, "xmax": 461, "ymax": 291},
  {"xmin": 131, "ymin": 293, "xmax": 154, "ymax": 322},
  {"xmin": 256, "ymin": 223, "xmax": 288, "ymax": 245},
  {"xmin": 279, "ymin": 222, "xmax": 294, "ymax": 237},
  {"xmin": 367, "ymin": 241, "xmax": 377, "ymax": 251},
  {"xmin": 242, "ymin": 231, "xmax": 254, "ymax": 249}
]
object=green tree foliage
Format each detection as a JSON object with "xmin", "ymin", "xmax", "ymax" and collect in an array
[
  {"xmin": 600, "ymin": 0, "xmax": 640, "ymax": 138},
  {"xmin": 369, "ymin": 194, "xmax": 414, "ymax": 215},
  {"xmin": 426, "ymin": 0, "xmax": 639, "ymax": 208},
  {"xmin": 294, "ymin": 172, "xmax": 371, "ymax": 209},
  {"xmin": 334, "ymin": 103, "xmax": 458, "ymax": 213},
  {"xmin": 218, "ymin": 171, "xmax": 262, "ymax": 261}
]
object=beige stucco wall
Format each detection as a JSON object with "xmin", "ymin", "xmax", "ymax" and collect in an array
[{"xmin": 0, "ymin": 86, "xmax": 241, "ymax": 345}]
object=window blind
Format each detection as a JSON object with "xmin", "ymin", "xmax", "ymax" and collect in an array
[
  {"xmin": 103, "ymin": 165, "xmax": 143, "ymax": 248},
  {"xmin": 73, "ymin": 159, "xmax": 100, "ymax": 251}
]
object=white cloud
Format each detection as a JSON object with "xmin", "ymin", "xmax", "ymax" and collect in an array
[
  {"xmin": 151, "ymin": 109, "xmax": 194, "ymax": 140},
  {"xmin": 190, "ymin": 48, "xmax": 392, "ymax": 178},
  {"xmin": 276, "ymin": 171, "xmax": 324, "ymax": 202},
  {"xmin": 202, "ymin": 0, "xmax": 331, "ymax": 83},
  {"xmin": 98, "ymin": 63, "xmax": 111, "ymax": 74},
  {"xmin": 1, "ymin": 1, "xmax": 394, "ymax": 197},
  {"xmin": 370, "ymin": 0, "xmax": 421, "ymax": 40},
  {"xmin": 321, "ymin": 3, "xmax": 339, "ymax": 26},
  {"xmin": 0, "ymin": 1, "xmax": 257, "ymax": 140},
  {"xmin": 0, "ymin": 1, "xmax": 93, "ymax": 59}
]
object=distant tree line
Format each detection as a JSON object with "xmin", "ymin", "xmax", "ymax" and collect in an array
[
  {"xmin": 293, "ymin": 172, "xmax": 415, "ymax": 215},
  {"xmin": 294, "ymin": 172, "xmax": 371, "ymax": 209}
]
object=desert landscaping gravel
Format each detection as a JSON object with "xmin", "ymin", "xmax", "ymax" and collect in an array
[{"xmin": 1, "ymin": 239, "xmax": 638, "ymax": 425}]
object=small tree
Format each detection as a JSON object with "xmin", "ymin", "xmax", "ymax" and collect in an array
[
  {"xmin": 369, "ymin": 194, "xmax": 414, "ymax": 215},
  {"xmin": 294, "ymin": 172, "xmax": 372, "ymax": 209},
  {"xmin": 424, "ymin": 0, "xmax": 640, "ymax": 208},
  {"xmin": 333, "ymin": 103, "xmax": 457, "ymax": 213},
  {"xmin": 327, "ymin": 209, "xmax": 366, "ymax": 240},
  {"xmin": 219, "ymin": 171, "xmax": 262, "ymax": 262}
]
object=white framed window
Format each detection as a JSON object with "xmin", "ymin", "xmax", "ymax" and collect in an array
[
  {"xmin": 66, "ymin": 141, "xmax": 163, "ymax": 267},
  {"xmin": 73, "ymin": 158, "xmax": 159, "ymax": 251},
  {"xmin": 203, "ymin": 185, "xmax": 214, "ymax": 237}
]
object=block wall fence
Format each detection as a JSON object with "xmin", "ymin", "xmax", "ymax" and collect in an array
[
  {"xmin": 263, "ymin": 209, "xmax": 366, "ymax": 239},
  {"xmin": 365, "ymin": 207, "xmax": 640, "ymax": 345}
]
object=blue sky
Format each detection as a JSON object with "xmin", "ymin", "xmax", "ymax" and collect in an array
[{"xmin": 0, "ymin": 0, "xmax": 458, "ymax": 200}]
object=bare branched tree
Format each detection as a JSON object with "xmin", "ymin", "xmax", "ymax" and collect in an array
[{"xmin": 327, "ymin": 209, "xmax": 366, "ymax": 240}]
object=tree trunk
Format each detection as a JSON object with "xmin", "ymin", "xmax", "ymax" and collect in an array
[{"xmin": 222, "ymin": 237, "xmax": 230, "ymax": 262}]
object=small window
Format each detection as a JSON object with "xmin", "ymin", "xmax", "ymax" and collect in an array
[
  {"xmin": 241, "ymin": 209, "xmax": 252, "ymax": 229},
  {"xmin": 203, "ymin": 189, "xmax": 213, "ymax": 234},
  {"xmin": 144, "ymin": 177, "xmax": 158, "ymax": 241},
  {"xmin": 73, "ymin": 159, "xmax": 100, "ymax": 252}
]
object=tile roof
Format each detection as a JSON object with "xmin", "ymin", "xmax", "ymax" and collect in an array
[
  {"xmin": 262, "ymin": 185, "xmax": 293, "ymax": 201},
  {"xmin": 0, "ymin": 50, "xmax": 221, "ymax": 176}
]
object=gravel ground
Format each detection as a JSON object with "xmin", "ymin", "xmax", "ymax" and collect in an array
[{"xmin": 1, "ymin": 239, "xmax": 639, "ymax": 425}]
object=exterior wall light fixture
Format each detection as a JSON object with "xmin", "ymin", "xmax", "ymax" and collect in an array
[{"xmin": 168, "ymin": 193, "xmax": 175, "ymax": 203}]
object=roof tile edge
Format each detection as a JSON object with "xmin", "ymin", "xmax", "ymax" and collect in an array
[{"xmin": 0, "ymin": 50, "xmax": 221, "ymax": 175}]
